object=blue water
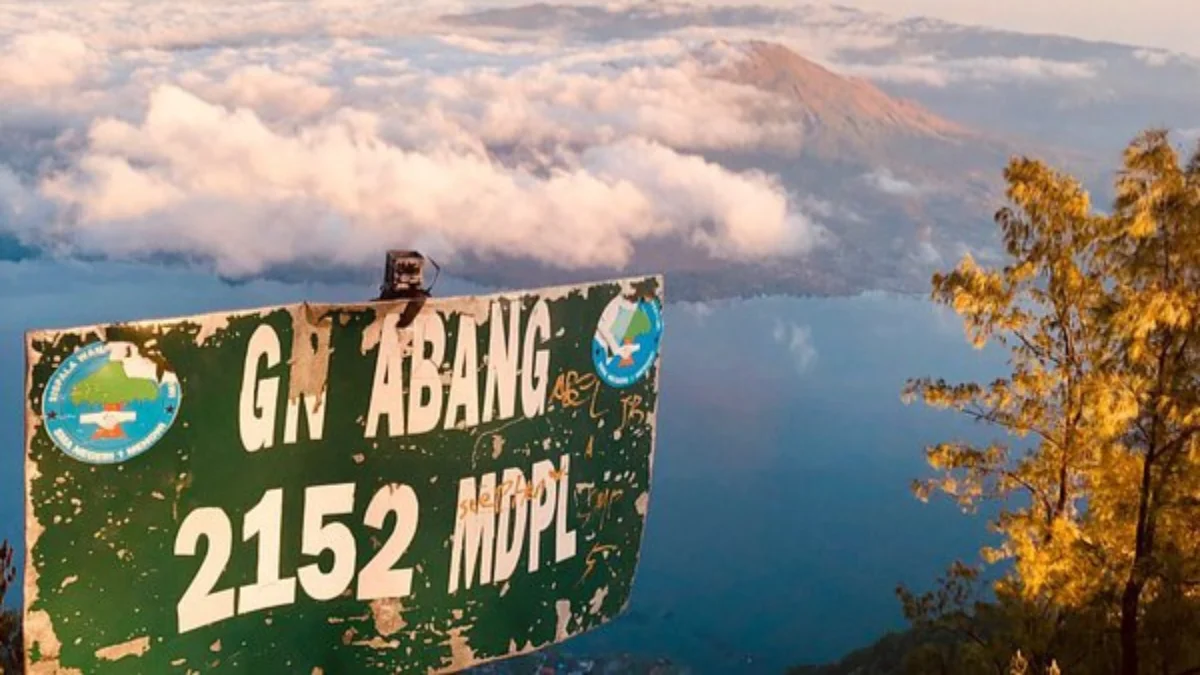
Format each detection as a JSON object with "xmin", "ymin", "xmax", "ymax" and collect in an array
[
  {"xmin": 0, "ymin": 261, "xmax": 1006, "ymax": 673},
  {"xmin": 562, "ymin": 295, "xmax": 1006, "ymax": 672}
]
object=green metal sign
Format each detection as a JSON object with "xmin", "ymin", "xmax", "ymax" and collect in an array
[{"xmin": 23, "ymin": 276, "xmax": 663, "ymax": 674}]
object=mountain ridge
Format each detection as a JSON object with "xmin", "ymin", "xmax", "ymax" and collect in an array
[
  {"xmin": 395, "ymin": 38, "xmax": 1056, "ymax": 300},
  {"xmin": 713, "ymin": 39, "xmax": 973, "ymax": 141}
]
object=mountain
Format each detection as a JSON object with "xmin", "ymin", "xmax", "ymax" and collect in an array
[
  {"xmin": 786, "ymin": 628, "xmax": 950, "ymax": 675},
  {"xmin": 701, "ymin": 40, "xmax": 1024, "ymax": 292},
  {"xmin": 832, "ymin": 18, "xmax": 1200, "ymax": 158},
  {"xmin": 430, "ymin": 3, "xmax": 1178, "ymax": 301},
  {"xmin": 711, "ymin": 40, "xmax": 973, "ymax": 149},
  {"xmin": 450, "ymin": 38, "xmax": 1030, "ymax": 300},
  {"xmin": 0, "ymin": 2, "xmax": 1145, "ymax": 303},
  {"xmin": 702, "ymin": 39, "xmax": 1012, "ymax": 202},
  {"xmin": 448, "ymin": 2, "xmax": 1200, "ymax": 159}
]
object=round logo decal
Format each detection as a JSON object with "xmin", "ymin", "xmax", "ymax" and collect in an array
[
  {"xmin": 591, "ymin": 293, "xmax": 663, "ymax": 388},
  {"xmin": 42, "ymin": 341, "xmax": 182, "ymax": 465}
]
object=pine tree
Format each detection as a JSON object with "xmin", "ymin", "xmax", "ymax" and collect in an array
[{"xmin": 904, "ymin": 129, "xmax": 1200, "ymax": 675}]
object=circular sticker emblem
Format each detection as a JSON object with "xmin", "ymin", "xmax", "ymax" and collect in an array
[
  {"xmin": 591, "ymin": 293, "xmax": 663, "ymax": 388},
  {"xmin": 42, "ymin": 341, "xmax": 182, "ymax": 465}
]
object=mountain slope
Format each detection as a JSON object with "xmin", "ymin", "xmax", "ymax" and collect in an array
[
  {"xmin": 424, "ymin": 4, "xmax": 1145, "ymax": 299},
  {"xmin": 473, "ymin": 40, "xmax": 1020, "ymax": 299},
  {"xmin": 700, "ymin": 40, "xmax": 1014, "ymax": 176},
  {"xmin": 429, "ymin": 29, "xmax": 1090, "ymax": 299},
  {"xmin": 714, "ymin": 40, "xmax": 971, "ymax": 141},
  {"xmin": 453, "ymin": 38, "xmax": 1016, "ymax": 299}
]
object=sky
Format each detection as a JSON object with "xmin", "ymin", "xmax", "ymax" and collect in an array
[{"xmin": 834, "ymin": 0, "xmax": 1195, "ymax": 56}]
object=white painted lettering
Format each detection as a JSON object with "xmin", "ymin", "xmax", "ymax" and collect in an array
[
  {"xmin": 407, "ymin": 314, "xmax": 446, "ymax": 435},
  {"xmin": 493, "ymin": 467, "xmax": 528, "ymax": 584},
  {"xmin": 362, "ymin": 299, "xmax": 557, "ymax": 439},
  {"xmin": 284, "ymin": 391, "xmax": 327, "ymax": 444},
  {"xmin": 365, "ymin": 312, "xmax": 405, "ymax": 438},
  {"xmin": 521, "ymin": 301, "xmax": 551, "ymax": 419},
  {"xmin": 445, "ymin": 315, "xmax": 480, "ymax": 430},
  {"xmin": 528, "ymin": 459, "xmax": 556, "ymax": 573},
  {"xmin": 554, "ymin": 454, "xmax": 577, "ymax": 563},
  {"xmin": 448, "ymin": 473, "xmax": 497, "ymax": 594},
  {"xmin": 482, "ymin": 302, "xmax": 520, "ymax": 424},
  {"xmin": 239, "ymin": 324, "xmax": 281, "ymax": 452}
]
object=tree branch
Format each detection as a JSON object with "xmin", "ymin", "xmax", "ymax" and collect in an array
[{"xmin": 962, "ymin": 404, "xmax": 1064, "ymax": 451}]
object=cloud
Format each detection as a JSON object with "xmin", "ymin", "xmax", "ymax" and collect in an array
[
  {"xmin": 1132, "ymin": 49, "xmax": 1174, "ymax": 67},
  {"xmin": 0, "ymin": 0, "xmax": 1134, "ymax": 282},
  {"xmin": 395, "ymin": 51, "xmax": 806, "ymax": 152},
  {"xmin": 0, "ymin": 164, "xmax": 54, "ymax": 235},
  {"xmin": 665, "ymin": 22, "xmax": 899, "ymax": 62},
  {"xmin": 833, "ymin": 54, "xmax": 1101, "ymax": 87},
  {"xmin": 435, "ymin": 33, "xmax": 559, "ymax": 56},
  {"xmin": 1176, "ymin": 127, "xmax": 1200, "ymax": 143},
  {"xmin": 177, "ymin": 65, "xmax": 338, "ymax": 120},
  {"xmin": 675, "ymin": 301, "xmax": 716, "ymax": 326},
  {"xmin": 773, "ymin": 320, "xmax": 817, "ymax": 374},
  {"xmin": 822, "ymin": 0, "xmax": 1198, "ymax": 58},
  {"xmin": 0, "ymin": 31, "xmax": 104, "ymax": 92},
  {"xmin": 912, "ymin": 240, "xmax": 942, "ymax": 265},
  {"xmin": 30, "ymin": 85, "xmax": 821, "ymax": 276},
  {"xmin": 795, "ymin": 195, "xmax": 864, "ymax": 224},
  {"xmin": 0, "ymin": 5, "xmax": 852, "ymax": 278},
  {"xmin": 862, "ymin": 168, "xmax": 926, "ymax": 196}
]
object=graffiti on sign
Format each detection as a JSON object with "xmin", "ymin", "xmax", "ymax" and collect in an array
[{"xmin": 23, "ymin": 276, "xmax": 663, "ymax": 674}]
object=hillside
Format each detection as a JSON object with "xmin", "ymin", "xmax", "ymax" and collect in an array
[
  {"xmin": 786, "ymin": 628, "xmax": 959, "ymax": 675},
  {"xmin": 450, "ymin": 39, "xmax": 1021, "ymax": 300},
  {"xmin": 713, "ymin": 40, "xmax": 973, "ymax": 146}
]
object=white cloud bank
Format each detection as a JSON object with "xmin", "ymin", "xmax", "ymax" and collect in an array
[
  {"xmin": 0, "ymin": 3, "xmax": 855, "ymax": 276},
  {"xmin": 0, "ymin": 31, "xmax": 104, "ymax": 91},
  {"xmin": 862, "ymin": 168, "xmax": 927, "ymax": 196},
  {"xmin": 834, "ymin": 54, "xmax": 1101, "ymax": 88},
  {"xmin": 825, "ymin": 0, "xmax": 1198, "ymax": 58},
  {"xmin": 33, "ymin": 85, "xmax": 819, "ymax": 275},
  {"xmin": 0, "ymin": 0, "xmax": 1132, "ymax": 278}
]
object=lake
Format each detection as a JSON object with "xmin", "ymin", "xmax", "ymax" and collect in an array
[{"xmin": 0, "ymin": 260, "xmax": 1007, "ymax": 673}]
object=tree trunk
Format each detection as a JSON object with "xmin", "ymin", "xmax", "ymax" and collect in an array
[
  {"xmin": 1120, "ymin": 577, "xmax": 1143, "ymax": 675},
  {"xmin": 1122, "ymin": 423, "xmax": 1160, "ymax": 675}
]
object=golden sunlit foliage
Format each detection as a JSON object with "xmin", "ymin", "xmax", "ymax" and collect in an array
[{"xmin": 902, "ymin": 129, "xmax": 1200, "ymax": 675}]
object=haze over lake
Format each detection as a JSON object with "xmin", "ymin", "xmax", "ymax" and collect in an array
[{"xmin": 0, "ymin": 261, "xmax": 1006, "ymax": 673}]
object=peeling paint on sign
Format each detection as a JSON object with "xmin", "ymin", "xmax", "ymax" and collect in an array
[
  {"xmin": 431, "ymin": 624, "xmax": 478, "ymax": 674},
  {"xmin": 589, "ymin": 587, "xmax": 609, "ymax": 615},
  {"xmin": 95, "ymin": 636, "xmax": 150, "ymax": 661},
  {"xmin": 24, "ymin": 276, "xmax": 663, "ymax": 674},
  {"xmin": 370, "ymin": 597, "xmax": 407, "ymax": 637},
  {"xmin": 193, "ymin": 314, "xmax": 230, "ymax": 347},
  {"xmin": 287, "ymin": 303, "xmax": 333, "ymax": 403},
  {"xmin": 555, "ymin": 600, "xmax": 572, "ymax": 641}
]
